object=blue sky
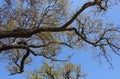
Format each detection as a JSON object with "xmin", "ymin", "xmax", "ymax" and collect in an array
[{"xmin": 0, "ymin": 0, "xmax": 120, "ymax": 79}]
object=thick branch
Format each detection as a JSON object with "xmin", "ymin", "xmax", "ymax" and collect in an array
[
  {"xmin": 0, "ymin": 45, "xmax": 27, "ymax": 52},
  {"xmin": 0, "ymin": 41, "xmax": 72, "ymax": 53},
  {"xmin": 0, "ymin": 27, "xmax": 83, "ymax": 39},
  {"xmin": 60, "ymin": 1, "xmax": 97, "ymax": 29},
  {"xmin": 0, "ymin": 28, "xmax": 66, "ymax": 39},
  {"xmin": 10, "ymin": 50, "xmax": 30, "ymax": 75},
  {"xmin": 19, "ymin": 50, "xmax": 30, "ymax": 73}
]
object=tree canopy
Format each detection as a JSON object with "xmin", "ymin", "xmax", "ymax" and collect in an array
[
  {"xmin": 27, "ymin": 61, "xmax": 86, "ymax": 79},
  {"xmin": 0, "ymin": 0, "xmax": 120, "ymax": 77}
]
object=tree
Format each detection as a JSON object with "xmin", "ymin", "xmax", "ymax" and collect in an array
[
  {"xmin": 26, "ymin": 61, "xmax": 86, "ymax": 79},
  {"xmin": 0, "ymin": 0, "xmax": 120, "ymax": 76}
]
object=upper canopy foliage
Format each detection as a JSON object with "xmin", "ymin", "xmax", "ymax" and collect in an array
[{"xmin": 0, "ymin": 0, "xmax": 120, "ymax": 76}]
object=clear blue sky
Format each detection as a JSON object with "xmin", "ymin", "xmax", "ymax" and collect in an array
[{"xmin": 0, "ymin": 0, "xmax": 120, "ymax": 79}]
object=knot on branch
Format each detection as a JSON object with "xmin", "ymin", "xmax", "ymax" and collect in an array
[{"xmin": 94, "ymin": 0, "xmax": 108, "ymax": 11}]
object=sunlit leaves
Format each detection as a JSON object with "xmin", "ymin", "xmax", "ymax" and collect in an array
[
  {"xmin": 0, "ymin": 0, "xmax": 120, "ymax": 76},
  {"xmin": 0, "ymin": 0, "xmax": 69, "ymax": 30},
  {"xmin": 28, "ymin": 61, "xmax": 84, "ymax": 79}
]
